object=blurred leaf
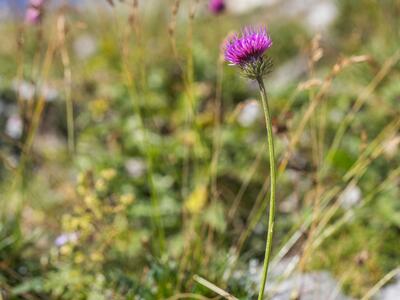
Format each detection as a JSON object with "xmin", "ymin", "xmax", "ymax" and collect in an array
[
  {"xmin": 204, "ymin": 202, "xmax": 226, "ymax": 233},
  {"xmin": 376, "ymin": 191, "xmax": 400, "ymax": 227},
  {"xmin": 12, "ymin": 278, "xmax": 44, "ymax": 295},
  {"xmin": 184, "ymin": 185, "xmax": 208, "ymax": 215},
  {"xmin": 328, "ymin": 149, "xmax": 356, "ymax": 171}
]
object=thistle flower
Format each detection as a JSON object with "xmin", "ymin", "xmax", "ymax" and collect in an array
[
  {"xmin": 25, "ymin": 7, "xmax": 41, "ymax": 24},
  {"xmin": 25, "ymin": 0, "xmax": 46, "ymax": 25},
  {"xmin": 209, "ymin": 0, "xmax": 226, "ymax": 15},
  {"xmin": 224, "ymin": 27, "xmax": 273, "ymax": 79}
]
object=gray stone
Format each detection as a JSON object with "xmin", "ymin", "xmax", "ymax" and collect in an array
[
  {"xmin": 374, "ymin": 275, "xmax": 400, "ymax": 300},
  {"xmin": 268, "ymin": 271, "xmax": 352, "ymax": 300}
]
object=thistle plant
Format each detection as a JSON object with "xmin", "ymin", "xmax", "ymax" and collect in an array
[
  {"xmin": 208, "ymin": 0, "xmax": 226, "ymax": 15},
  {"xmin": 224, "ymin": 26, "xmax": 275, "ymax": 299},
  {"xmin": 25, "ymin": 0, "xmax": 46, "ymax": 25}
]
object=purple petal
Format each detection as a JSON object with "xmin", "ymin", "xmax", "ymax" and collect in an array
[
  {"xmin": 209, "ymin": 0, "xmax": 226, "ymax": 14},
  {"xmin": 224, "ymin": 26, "xmax": 272, "ymax": 65},
  {"xmin": 25, "ymin": 7, "xmax": 41, "ymax": 24}
]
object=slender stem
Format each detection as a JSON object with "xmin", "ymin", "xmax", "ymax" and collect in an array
[{"xmin": 256, "ymin": 77, "xmax": 277, "ymax": 300}]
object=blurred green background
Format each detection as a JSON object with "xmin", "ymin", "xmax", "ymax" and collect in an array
[{"xmin": 0, "ymin": 0, "xmax": 399, "ymax": 299}]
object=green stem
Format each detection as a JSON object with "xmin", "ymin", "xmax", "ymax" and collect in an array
[{"xmin": 256, "ymin": 77, "xmax": 277, "ymax": 300}]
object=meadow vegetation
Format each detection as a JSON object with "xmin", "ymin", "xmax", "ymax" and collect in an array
[{"xmin": 0, "ymin": 0, "xmax": 399, "ymax": 299}]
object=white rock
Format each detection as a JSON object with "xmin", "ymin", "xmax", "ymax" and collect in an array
[
  {"xmin": 374, "ymin": 274, "xmax": 400, "ymax": 300},
  {"xmin": 125, "ymin": 158, "xmax": 146, "ymax": 178},
  {"xmin": 74, "ymin": 34, "xmax": 98, "ymax": 60},
  {"xmin": 12, "ymin": 80, "xmax": 35, "ymax": 101},
  {"xmin": 306, "ymin": 1, "xmax": 337, "ymax": 31},
  {"xmin": 237, "ymin": 100, "xmax": 260, "ymax": 127},
  {"xmin": 228, "ymin": 0, "xmax": 278, "ymax": 14},
  {"xmin": 229, "ymin": 0, "xmax": 337, "ymax": 33},
  {"xmin": 41, "ymin": 84, "xmax": 59, "ymax": 102},
  {"xmin": 247, "ymin": 258, "xmax": 352, "ymax": 300},
  {"xmin": 340, "ymin": 184, "xmax": 362, "ymax": 209},
  {"xmin": 268, "ymin": 271, "xmax": 352, "ymax": 300},
  {"xmin": 270, "ymin": 55, "xmax": 308, "ymax": 91},
  {"xmin": 5, "ymin": 115, "xmax": 23, "ymax": 139}
]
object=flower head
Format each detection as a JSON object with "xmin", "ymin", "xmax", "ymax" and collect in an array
[
  {"xmin": 225, "ymin": 27, "xmax": 272, "ymax": 66},
  {"xmin": 25, "ymin": 7, "xmax": 41, "ymax": 24},
  {"xmin": 224, "ymin": 26, "xmax": 273, "ymax": 79},
  {"xmin": 209, "ymin": 0, "xmax": 226, "ymax": 15},
  {"xmin": 25, "ymin": 0, "xmax": 46, "ymax": 25}
]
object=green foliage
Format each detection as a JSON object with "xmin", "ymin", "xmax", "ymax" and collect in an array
[{"xmin": 0, "ymin": 1, "xmax": 399, "ymax": 299}]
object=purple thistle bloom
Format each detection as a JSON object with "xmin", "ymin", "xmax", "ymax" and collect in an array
[
  {"xmin": 224, "ymin": 27, "xmax": 272, "ymax": 66},
  {"xmin": 25, "ymin": 0, "xmax": 46, "ymax": 25},
  {"xmin": 209, "ymin": 0, "xmax": 226, "ymax": 14},
  {"xmin": 25, "ymin": 7, "xmax": 41, "ymax": 24},
  {"xmin": 224, "ymin": 26, "xmax": 273, "ymax": 79}
]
